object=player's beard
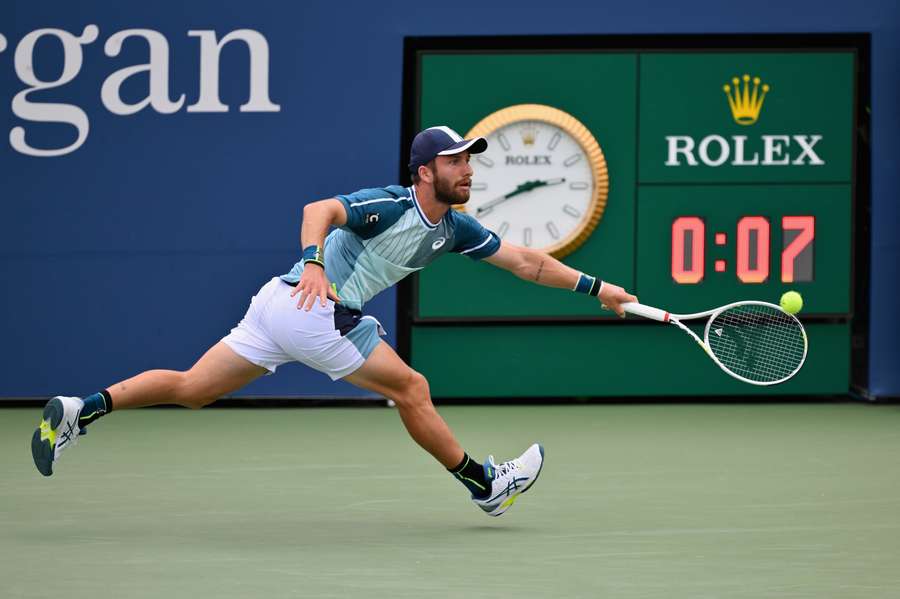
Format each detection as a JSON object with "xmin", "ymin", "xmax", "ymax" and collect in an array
[{"xmin": 433, "ymin": 169, "xmax": 470, "ymax": 205}]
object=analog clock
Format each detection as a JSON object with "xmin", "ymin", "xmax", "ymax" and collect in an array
[{"xmin": 459, "ymin": 104, "xmax": 609, "ymax": 258}]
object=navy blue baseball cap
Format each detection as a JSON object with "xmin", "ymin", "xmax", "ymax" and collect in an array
[{"xmin": 408, "ymin": 126, "xmax": 488, "ymax": 173}]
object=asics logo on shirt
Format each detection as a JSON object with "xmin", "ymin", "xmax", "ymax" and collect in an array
[{"xmin": 432, "ymin": 237, "xmax": 446, "ymax": 250}]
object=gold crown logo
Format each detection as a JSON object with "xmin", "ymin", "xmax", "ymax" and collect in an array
[
  {"xmin": 520, "ymin": 124, "xmax": 537, "ymax": 146},
  {"xmin": 723, "ymin": 74, "xmax": 770, "ymax": 126}
]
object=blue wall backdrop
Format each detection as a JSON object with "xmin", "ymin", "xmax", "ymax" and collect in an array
[{"xmin": 2, "ymin": 0, "xmax": 898, "ymax": 398}]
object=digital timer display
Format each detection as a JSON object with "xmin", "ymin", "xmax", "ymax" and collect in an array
[
  {"xmin": 671, "ymin": 215, "xmax": 815, "ymax": 284},
  {"xmin": 636, "ymin": 184, "xmax": 850, "ymax": 315}
]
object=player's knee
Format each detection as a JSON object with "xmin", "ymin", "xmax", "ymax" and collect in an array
[
  {"xmin": 172, "ymin": 371, "xmax": 218, "ymax": 409},
  {"xmin": 393, "ymin": 370, "xmax": 431, "ymax": 409}
]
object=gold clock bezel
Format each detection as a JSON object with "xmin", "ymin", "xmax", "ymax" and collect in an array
[{"xmin": 458, "ymin": 104, "xmax": 609, "ymax": 258}]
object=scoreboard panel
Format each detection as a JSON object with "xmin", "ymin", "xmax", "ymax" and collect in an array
[
  {"xmin": 636, "ymin": 184, "xmax": 852, "ymax": 315},
  {"xmin": 401, "ymin": 35, "xmax": 864, "ymax": 397}
]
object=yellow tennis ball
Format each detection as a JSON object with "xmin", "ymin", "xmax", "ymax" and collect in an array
[{"xmin": 780, "ymin": 290, "xmax": 803, "ymax": 314}]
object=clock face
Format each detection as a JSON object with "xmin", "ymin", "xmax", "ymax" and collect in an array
[{"xmin": 460, "ymin": 105, "xmax": 608, "ymax": 257}]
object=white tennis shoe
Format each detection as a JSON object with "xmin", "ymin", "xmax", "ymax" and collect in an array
[
  {"xmin": 472, "ymin": 443, "xmax": 545, "ymax": 517},
  {"xmin": 31, "ymin": 396, "xmax": 85, "ymax": 476}
]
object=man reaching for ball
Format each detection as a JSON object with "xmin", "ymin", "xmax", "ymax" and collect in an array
[{"xmin": 31, "ymin": 126, "xmax": 637, "ymax": 517}]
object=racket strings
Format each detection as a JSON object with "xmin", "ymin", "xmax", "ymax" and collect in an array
[{"xmin": 706, "ymin": 304, "xmax": 806, "ymax": 384}]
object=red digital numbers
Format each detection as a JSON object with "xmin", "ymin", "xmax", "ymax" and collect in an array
[
  {"xmin": 670, "ymin": 215, "xmax": 816, "ymax": 284},
  {"xmin": 781, "ymin": 216, "xmax": 815, "ymax": 283},
  {"xmin": 671, "ymin": 217, "xmax": 705, "ymax": 284},
  {"xmin": 736, "ymin": 216, "xmax": 770, "ymax": 283}
]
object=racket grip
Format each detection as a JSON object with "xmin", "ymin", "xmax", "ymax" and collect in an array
[{"xmin": 622, "ymin": 302, "xmax": 669, "ymax": 322}]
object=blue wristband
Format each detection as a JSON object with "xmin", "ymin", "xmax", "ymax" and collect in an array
[
  {"xmin": 574, "ymin": 273, "xmax": 603, "ymax": 297},
  {"xmin": 302, "ymin": 245, "xmax": 324, "ymax": 268}
]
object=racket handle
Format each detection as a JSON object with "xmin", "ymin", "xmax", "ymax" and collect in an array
[{"xmin": 622, "ymin": 302, "xmax": 670, "ymax": 322}]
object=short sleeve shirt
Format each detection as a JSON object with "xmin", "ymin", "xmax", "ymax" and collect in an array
[{"xmin": 280, "ymin": 185, "xmax": 500, "ymax": 310}]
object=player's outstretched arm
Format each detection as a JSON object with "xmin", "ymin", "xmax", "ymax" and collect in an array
[
  {"xmin": 292, "ymin": 198, "xmax": 347, "ymax": 311},
  {"xmin": 483, "ymin": 241, "xmax": 637, "ymax": 316}
]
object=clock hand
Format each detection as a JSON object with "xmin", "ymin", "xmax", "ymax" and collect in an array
[
  {"xmin": 475, "ymin": 185, "xmax": 532, "ymax": 216},
  {"xmin": 540, "ymin": 177, "xmax": 565, "ymax": 184},
  {"xmin": 475, "ymin": 178, "xmax": 566, "ymax": 216}
]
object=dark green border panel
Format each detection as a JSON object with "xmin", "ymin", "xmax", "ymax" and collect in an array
[{"xmin": 412, "ymin": 323, "xmax": 849, "ymax": 397}]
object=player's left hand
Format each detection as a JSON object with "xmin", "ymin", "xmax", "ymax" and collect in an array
[
  {"xmin": 291, "ymin": 264, "xmax": 341, "ymax": 311},
  {"xmin": 598, "ymin": 282, "xmax": 637, "ymax": 317}
]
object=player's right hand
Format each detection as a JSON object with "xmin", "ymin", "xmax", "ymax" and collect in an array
[
  {"xmin": 291, "ymin": 265, "xmax": 341, "ymax": 311},
  {"xmin": 598, "ymin": 282, "xmax": 637, "ymax": 318}
]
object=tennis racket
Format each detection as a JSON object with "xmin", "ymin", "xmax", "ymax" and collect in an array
[{"xmin": 622, "ymin": 301, "xmax": 808, "ymax": 386}]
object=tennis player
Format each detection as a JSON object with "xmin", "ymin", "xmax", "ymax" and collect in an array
[{"xmin": 31, "ymin": 126, "xmax": 637, "ymax": 517}]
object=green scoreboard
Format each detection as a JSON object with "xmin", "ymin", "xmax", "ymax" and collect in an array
[{"xmin": 399, "ymin": 35, "xmax": 868, "ymax": 398}]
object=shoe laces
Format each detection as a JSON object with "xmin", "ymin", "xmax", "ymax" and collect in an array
[{"xmin": 488, "ymin": 456, "xmax": 521, "ymax": 480}]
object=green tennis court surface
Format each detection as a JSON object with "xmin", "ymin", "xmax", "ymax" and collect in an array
[{"xmin": 2, "ymin": 403, "xmax": 899, "ymax": 598}]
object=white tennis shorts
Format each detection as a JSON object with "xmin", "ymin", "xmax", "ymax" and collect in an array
[{"xmin": 222, "ymin": 277, "xmax": 386, "ymax": 380}]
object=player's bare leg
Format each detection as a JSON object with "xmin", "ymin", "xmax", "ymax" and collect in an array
[
  {"xmin": 343, "ymin": 341, "xmax": 544, "ymax": 515},
  {"xmin": 31, "ymin": 342, "xmax": 267, "ymax": 476},
  {"xmin": 108, "ymin": 341, "xmax": 269, "ymax": 410},
  {"xmin": 342, "ymin": 341, "xmax": 463, "ymax": 469}
]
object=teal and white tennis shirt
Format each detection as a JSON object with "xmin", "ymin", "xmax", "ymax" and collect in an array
[{"xmin": 280, "ymin": 185, "xmax": 501, "ymax": 310}]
